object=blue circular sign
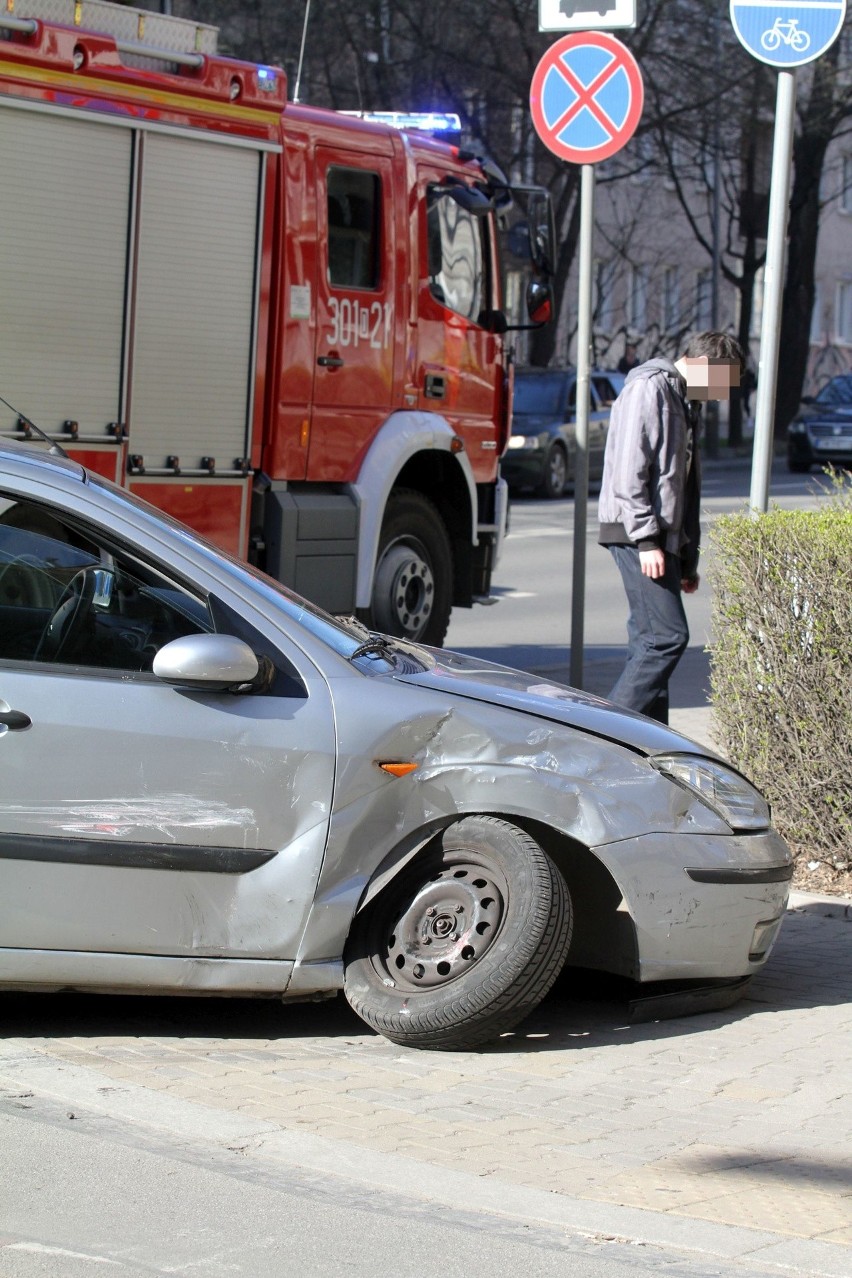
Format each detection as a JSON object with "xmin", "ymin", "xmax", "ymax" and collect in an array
[{"xmin": 730, "ymin": 1, "xmax": 847, "ymax": 68}]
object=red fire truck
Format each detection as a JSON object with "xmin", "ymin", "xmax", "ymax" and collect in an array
[{"xmin": 0, "ymin": 1, "xmax": 551, "ymax": 645}]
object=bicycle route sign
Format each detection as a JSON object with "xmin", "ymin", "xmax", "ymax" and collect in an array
[
  {"xmin": 529, "ymin": 31, "xmax": 643, "ymax": 165},
  {"xmin": 730, "ymin": 1, "xmax": 847, "ymax": 68}
]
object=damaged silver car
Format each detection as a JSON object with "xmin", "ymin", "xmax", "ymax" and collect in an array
[{"xmin": 0, "ymin": 442, "xmax": 792, "ymax": 1050}]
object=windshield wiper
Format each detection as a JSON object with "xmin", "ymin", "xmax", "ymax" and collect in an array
[{"xmin": 351, "ymin": 635, "xmax": 395, "ymax": 660}]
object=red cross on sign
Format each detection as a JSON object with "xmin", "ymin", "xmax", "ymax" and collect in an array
[{"xmin": 530, "ymin": 31, "xmax": 644, "ymax": 165}]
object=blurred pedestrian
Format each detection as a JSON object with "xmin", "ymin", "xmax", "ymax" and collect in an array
[
  {"xmin": 741, "ymin": 363, "xmax": 757, "ymax": 417},
  {"xmin": 617, "ymin": 342, "xmax": 640, "ymax": 374},
  {"xmin": 597, "ymin": 331, "xmax": 744, "ymax": 723}
]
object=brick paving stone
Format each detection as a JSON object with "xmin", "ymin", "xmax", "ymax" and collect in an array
[{"xmin": 5, "ymin": 895, "xmax": 850, "ymax": 1257}]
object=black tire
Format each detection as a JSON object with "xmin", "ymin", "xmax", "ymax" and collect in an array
[
  {"xmin": 787, "ymin": 458, "xmax": 812, "ymax": 474},
  {"xmin": 539, "ymin": 443, "xmax": 568, "ymax": 499},
  {"xmin": 343, "ymin": 816, "xmax": 573, "ymax": 1050},
  {"xmin": 364, "ymin": 489, "xmax": 453, "ymax": 646}
]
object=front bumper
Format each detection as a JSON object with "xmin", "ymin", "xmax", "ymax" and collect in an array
[
  {"xmin": 596, "ymin": 828, "xmax": 792, "ymax": 982},
  {"xmin": 500, "ymin": 449, "xmax": 546, "ymax": 490},
  {"xmin": 788, "ymin": 430, "xmax": 852, "ymax": 468}
]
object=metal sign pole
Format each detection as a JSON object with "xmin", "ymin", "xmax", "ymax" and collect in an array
[
  {"xmin": 749, "ymin": 69, "xmax": 796, "ymax": 513},
  {"xmin": 570, "ymin": 162, "xmax": 595, "ymax": 689}
]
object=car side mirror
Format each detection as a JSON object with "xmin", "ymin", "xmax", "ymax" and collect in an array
[
  {"xmin": 153, "ymin": 633, "xmax": 260, "ymax": 692},
  {"xmin": 435, "ymin": 179, "xmax": 495, "ymax": 216},
  {"xmin": 526, "ymin": 279, "xmax": 553, "ymax": 326}
]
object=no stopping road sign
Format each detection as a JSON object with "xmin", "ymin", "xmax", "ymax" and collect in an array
[{"xmin": 530, "ymin": 31, "xmax": 644, "ymax": 164}]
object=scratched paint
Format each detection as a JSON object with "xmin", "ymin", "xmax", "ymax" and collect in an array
[{"xmin": 3, "ymin": 796, "xmax": 256, "ymax": 841}]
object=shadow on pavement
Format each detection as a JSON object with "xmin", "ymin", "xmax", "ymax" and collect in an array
[{"xmin": 1, "ymin": 904, "xmax": 847, "ymax": 1052}]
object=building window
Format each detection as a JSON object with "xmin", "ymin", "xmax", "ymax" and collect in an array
[
  {"xmin": 750, "ymin": 266, "xmax": 765, "ymax": 337},
  {"xmin": 836, "ymin": 281, "xmax": 852, "ymax": 345},
  {"xmin": 663, "ymin": 266, "xmax": 681, "ymax": 331},
  {"xmin": 810, "ymin": 281, "xmax": 823, "ymax": 343},
  {"xmin": 842, "ymin": 156, "xmax": 852, "ymax": 214},
  {"xmin": 695, "ymin": 269, "xmax": 712, "ymax": 330},
  {"xmin": 626, "ymin": 264, "xmax": 648, "ymax": 330},
  {"xmin": 593, "ymin": 258, "xmax": 617, "ymax": 331}
]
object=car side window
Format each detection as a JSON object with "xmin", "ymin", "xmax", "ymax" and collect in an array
[
  {"xmin": 0, "ymin": 498, "xmax": 211, "ymax": 671},
  {"xmin": 592, "ymin": 375, "xmax": 619, "ymax": 407},
  {"xmin": 426, "ymin": 191, "xmax": 487, "ymax": 322},
  {"xmin": 327, "ymin": 167, "xmax": 381, "ymax": 290}
]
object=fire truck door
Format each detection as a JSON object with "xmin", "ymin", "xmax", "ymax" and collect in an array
[
  {"xmin": 417, "ymin": 167, "xmax": 502, "ymax": 485},
  {"xmin": 308, "ymin": 149, "xmax": 396, "ymax": 482}
]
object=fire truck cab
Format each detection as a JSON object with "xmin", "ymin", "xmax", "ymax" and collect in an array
[{"xmin": 0, "ymin": 0, "xmax": 552, "ymax": 645}]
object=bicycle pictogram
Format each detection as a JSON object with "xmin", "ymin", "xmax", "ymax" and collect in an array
[{"xmin": 760, "ymin": 17, "xmax": 811, "ymax": 53}]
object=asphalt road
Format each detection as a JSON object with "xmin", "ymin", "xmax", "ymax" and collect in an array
[{"xmin": 0, "ymin": 1100, "xmax": 792, "ymax": 1278}]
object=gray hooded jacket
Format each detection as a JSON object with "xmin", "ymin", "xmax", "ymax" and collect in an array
[{"xmin": 597, "ymin": 358, "xmax": 701, "ymax": 578}]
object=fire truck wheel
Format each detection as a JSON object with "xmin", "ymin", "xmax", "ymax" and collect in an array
[
  {"xmin": 342, "ymin": 817, "xmax": 573, "ymax": 1050},
  {"xmin": 366, "ymin": 490, "xmax": 453, "ymax": 646}
]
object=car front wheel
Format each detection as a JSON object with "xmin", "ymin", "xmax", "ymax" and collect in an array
[
  {"xmin": 343, "ymin": 816, "xmax": 573, "ymax": 1050},
  {"xmin": 539, "ymin": 443, "xmax": 568, "ymax": 499}
]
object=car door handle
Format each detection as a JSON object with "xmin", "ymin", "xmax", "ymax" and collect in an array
[
  {"xmin": 317, "ymin": 355, "xmax": 345, "ymax": 368},
  {"xmin": 0, "ymin": 708, "xmax": 31, "ymax": 730}
]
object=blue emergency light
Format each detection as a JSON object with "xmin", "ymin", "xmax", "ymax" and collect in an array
[{"xmin": 340, "ymin": 111, "xmax": 462, "ymax": 137}]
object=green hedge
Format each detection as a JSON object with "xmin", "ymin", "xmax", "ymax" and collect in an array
[{"xmin": 709, "ymin": 478, "xmax": 852, "ymax": 872}]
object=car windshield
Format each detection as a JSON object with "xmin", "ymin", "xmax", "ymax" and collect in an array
[
  {"xmin": 513, "ymin": 373, "xmax": 572, "ymax": 417},
  {"xmin": 815, "ymin": 375, "xmax": 852, "ymax": 406}
]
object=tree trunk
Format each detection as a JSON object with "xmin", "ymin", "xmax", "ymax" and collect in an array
[{"xmin": 774, "ymin": 53, "xmax": 840, "ymax": 436}]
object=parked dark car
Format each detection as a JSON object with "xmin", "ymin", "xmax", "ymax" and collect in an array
[
  {"xmin": 787, "ymin": 373, "xmax": 852, "ymax": 472},
  {"xmin": 501, "ymin": 368, "xmax": 625, "ymax": 498}
]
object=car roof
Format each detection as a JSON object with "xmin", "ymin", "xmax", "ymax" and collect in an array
[{"xmin": 0, "ymin": 438, "xmax": 87, "ymax": 482}]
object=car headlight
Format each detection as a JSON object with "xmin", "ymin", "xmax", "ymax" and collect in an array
[
  {"xmin": 652, "ymin": 754, "xmax": 770, "ymax": 832},
  {"xmin": 788, "ymin": 420, "xmax": 806, "ymax": 435},
  {"xmin": 507, "ymin": 434, "xmax": 539, "ymax": 450}
]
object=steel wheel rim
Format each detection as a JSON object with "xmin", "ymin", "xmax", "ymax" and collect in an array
[
  {"xmin": 372, "ymin": 854, "xmax": 508, "ymax": 992},
  {"xmin": 374, "ymin": 540, "xmax": 435, "ymax": 638},
  {"xmin": 548, "ymin": 448, "xmax": 567, "ymax": 492}
]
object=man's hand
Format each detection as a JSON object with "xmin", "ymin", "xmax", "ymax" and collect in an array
[
  {"xmin": 681, "ymin": 574, "xmax": 700, "ymax": 595},
  {"xmin": 639, "ymin": 548, "xmax": 666, "ymax": 579}
]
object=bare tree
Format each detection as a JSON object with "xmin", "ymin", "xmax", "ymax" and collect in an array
[{"xmin": 176, "ymin": 0, "xmax": 850, "ymax": 423}]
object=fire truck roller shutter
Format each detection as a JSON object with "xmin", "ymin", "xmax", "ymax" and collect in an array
[
  {"xmin": 0, "ymin": 105, "xmax": 131, "ymax": 438},
  {"xmin": 129, "ymin": 133, "xmax": 263, "ymax": 471}
]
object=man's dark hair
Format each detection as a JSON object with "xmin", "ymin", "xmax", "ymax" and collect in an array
[{"xmin": 683, "ymin": 331, "xmax": 745, "ymax": 374}]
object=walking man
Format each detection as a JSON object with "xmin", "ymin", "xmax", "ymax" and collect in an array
[{"xmin": 597, "ymin": 331, "xmax": 744, "ymax": 723}]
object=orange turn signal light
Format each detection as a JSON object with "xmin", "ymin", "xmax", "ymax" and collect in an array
[{"xmin": 377, "ymin": 761, "xmax": 419, "ymax": 778}]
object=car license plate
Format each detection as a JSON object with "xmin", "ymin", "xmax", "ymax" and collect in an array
[{"xmin": 816, "ymin": 437, "xmax": 852, "ymax": 450}]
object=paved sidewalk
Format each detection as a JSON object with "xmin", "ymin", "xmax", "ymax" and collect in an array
[{"xmin": 1, "ymin": 892, "xmax": 850, "ymax": 1274}]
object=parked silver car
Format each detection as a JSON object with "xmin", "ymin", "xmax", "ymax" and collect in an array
[{"xmin": 0, "ymin": 441, "xmax": 792, "ymax": 1049}]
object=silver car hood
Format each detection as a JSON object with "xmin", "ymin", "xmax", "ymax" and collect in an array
[{"xmin": 395, "ymin": 648, "xmax": 716, "ymax": 759}]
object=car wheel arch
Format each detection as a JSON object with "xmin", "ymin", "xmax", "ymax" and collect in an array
[{"xmin": 345, "ymin": 811, "xmax": 637, "ymax": 979}]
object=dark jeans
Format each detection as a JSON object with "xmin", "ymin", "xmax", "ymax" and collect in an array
[{"xmin": 607, "ymin": 545, "xmax": 689, "ymax": 724}]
